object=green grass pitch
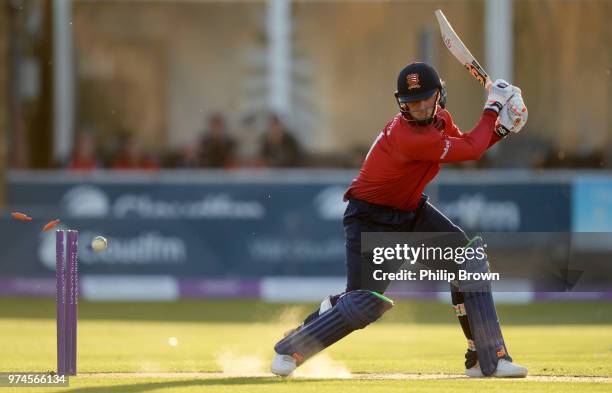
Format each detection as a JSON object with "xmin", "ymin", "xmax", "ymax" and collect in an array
[{"xmin": 0, "ymin": 299, "xmax": 610, "ymax": 392}]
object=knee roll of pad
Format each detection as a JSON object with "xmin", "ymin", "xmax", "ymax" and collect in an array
[
  {"xmin": 336, "ymin": 290, "xmax": 394, "ymax": 329},
  {"xmin": 274, "ymin": 290, "xmax": 393, "ymax": 364}
]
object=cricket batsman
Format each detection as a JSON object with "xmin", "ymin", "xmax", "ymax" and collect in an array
[{"xmin": 271, "ymin": 62, "xmax": 529, "ymax": 378}]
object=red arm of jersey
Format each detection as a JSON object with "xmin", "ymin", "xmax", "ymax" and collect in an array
[
  {"xmin": 397, "ymin": 110, "xmax": 498, "ymax": 163},
  {"xmin": 444, "ymin": 110, "xmax": 502, "ymax": 148},
  {"xmin": 487, "ymin": 131, "xmax": 503, "ymax": 147}
]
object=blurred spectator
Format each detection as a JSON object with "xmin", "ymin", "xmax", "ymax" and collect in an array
[
  {"xmin": 111, "ymin": 135, "xmax": 160, "ymax": 170},
  {"xmin": 259, "ymin": 115, "xmax": 302, "ymax": 167},
  {"xmin": 199, "ymin": 113, "xmax": 236, "ymax": 168},
  {"xmin": 68, "ymin": 131, "xmax": 100, "ymax": 171},
  {"xmin": 174, "ymin": 142, "xmax": 201, "ymax": 168},
  {"xmin": 160, "ymin": 137, "xmax": 201, "ymax": 168}
]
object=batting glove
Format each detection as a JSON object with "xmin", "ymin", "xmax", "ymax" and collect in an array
[
  {"xmin": 495, "ymin": 89, "xmax": 528, "ymax": 138},
  {"xmin": 485, "ymin": 79, "xmax": 515, "ymax": 114}
]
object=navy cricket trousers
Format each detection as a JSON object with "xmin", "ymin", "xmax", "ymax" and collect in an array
[
  {"xmin": 343, "ymin": 196, "xmax": 469, "ymax": 293},
  {"xmin": 298, "ymin": 195, "xmax": 476, "ymax": 363},
  {"xmin": 301, "ymin": 195, "xmax": 478, "ymax": 368}
]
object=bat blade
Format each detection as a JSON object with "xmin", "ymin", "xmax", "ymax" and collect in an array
[{"xmin": 435, "ymin": 9, "xmax": 491, "ymax": 89}]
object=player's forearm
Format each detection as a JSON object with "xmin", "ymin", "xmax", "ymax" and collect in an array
[
  {"xmin": 465, "ymin": 110, "xmax": 498, "ymax": 157},
  {"xmin": 487, "ymin": 131, "xmax": 503, "ymax": 148},
  {"xmin": 442, "ymin": 110, "xmax": 497, "ymax": 161}
]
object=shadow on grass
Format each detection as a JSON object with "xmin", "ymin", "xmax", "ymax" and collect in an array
[
  {"xmin": 1, "ymin": 299, "xmax": 611, "ymax": 325},
  {"xmin": 67, "ymin": 377, "xmax": 328, "ymax": 393}
]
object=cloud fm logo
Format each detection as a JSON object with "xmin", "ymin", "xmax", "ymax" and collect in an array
[{"xmin": 61, "ymin": 185, "xmax": 110, "ymax": 218}]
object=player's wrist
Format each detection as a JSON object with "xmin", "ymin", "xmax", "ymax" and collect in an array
[
  {"xmin": 494, "ymin": 124, "xmax": 510, "ymax": 139},
  {"xmin": 483, "ymin": 108, "xmax": 499, "ymax": 116}
]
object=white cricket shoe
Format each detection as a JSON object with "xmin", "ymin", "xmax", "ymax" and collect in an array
[
  {"xmin": 271, "ymin": 353, "xmax": 297, "ymax": 377},
  {"xmin": 466, "ymin": 359, "xmax": 528, "ymax": 378}
]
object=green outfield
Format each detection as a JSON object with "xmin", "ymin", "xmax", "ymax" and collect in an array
[{"xmin": 0, "ymin": 299, "xmax": 611, "ymax": 392}]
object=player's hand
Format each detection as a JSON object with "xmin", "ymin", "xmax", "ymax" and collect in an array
[
  {"xmin": 495, "ymin": 90, "xmax": 528, "ymax": 138},
  {"xmin": 484, "ymin": 79, "xmax": 514, "ymax": 114}
]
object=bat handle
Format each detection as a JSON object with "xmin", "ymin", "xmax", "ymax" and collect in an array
[{"xmin": 484, "ymin": 78, "xmax": 492, "ymax": 91}]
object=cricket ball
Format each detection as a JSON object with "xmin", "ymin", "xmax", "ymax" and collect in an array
[{"xmin": 91, "ymin": 236, "xmax": 108, "ymax": 252}]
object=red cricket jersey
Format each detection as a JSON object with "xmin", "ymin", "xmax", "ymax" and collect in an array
[{"xmin": 345, "ymin": 108, "xmax": 501, "ymax": 211}]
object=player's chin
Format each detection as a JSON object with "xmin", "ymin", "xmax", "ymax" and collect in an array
[{"xmin": 411, "ymin": 114, "xmax": 429, "ymax": 121}]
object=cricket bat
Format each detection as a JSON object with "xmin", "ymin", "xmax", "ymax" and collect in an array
[{"xmin": 435, "ymin": 9, "xmax": 492, "ymax": 90}]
